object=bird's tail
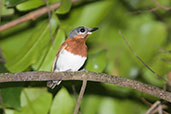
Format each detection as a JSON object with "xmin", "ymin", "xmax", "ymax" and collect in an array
[{"xmin": 47, "ymin": 80, "xmax": 61, "ymax": 89}]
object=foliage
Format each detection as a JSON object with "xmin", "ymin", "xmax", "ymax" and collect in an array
[{"xmin": 0, "ymin": 0, "xmax": 171, "ymax": 113}]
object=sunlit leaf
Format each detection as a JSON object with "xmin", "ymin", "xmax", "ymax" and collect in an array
[
  {"xmin": 20, "ymin": 88, "xmax": 47, "ymax": 107},
  {"xmin": 61, "ymin": 1, "xmax": 113, "ymax": 33},
  {"xmin": 38, "ymin": 28, "xmax": 65, "ymax": 71},
  {"xmin": 4, "ymin": 109, "xmax": 15, "ymax": 114},
  {"xmin": 4, "ymin": 15, "xmax": 58, "ymax": 72},
  {"xmin": 1, "ymin": 5, "xmax": 14, "ymax": 16},
  {"xmin": 98, "ymin": 97, "xmax": 147, "ymax": 114},
  {"xmin": 16, "ymin": 0, "xmax": 45, "ymax": 11},
  {"xmin": 15, "ymin": 89, "xmax": 52, "ymax": 114},
  {"xmin": 82, "ymin": 95, "xmax": 102, "ymax": 114},
  {"xmin": 50, "ymin": 88, "xmax": 75, "ymax": 114},
  {"xmin": 56, "ymin": 0, "xmax": 72, "ymax": 14},
  {"xmin": 0, "ymin": 22, "xmax": 35, "ymax": 59}
]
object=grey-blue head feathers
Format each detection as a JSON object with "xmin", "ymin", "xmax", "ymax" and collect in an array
[{"xmin": 68, "ymin": 26, "xmax": 98, "ymax": 38}]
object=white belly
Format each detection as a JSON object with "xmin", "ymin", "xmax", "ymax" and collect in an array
[{"xmin": 55, "ymin": 49, "xmax": 87, "ymax": 72}]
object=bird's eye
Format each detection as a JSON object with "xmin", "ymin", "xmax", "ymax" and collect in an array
[{"xmin": 80, "ymin": 28, "xmax": 85, "ymax": 33}]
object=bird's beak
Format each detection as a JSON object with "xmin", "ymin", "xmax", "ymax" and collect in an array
[{"xmin": 87, "ymin": 27, "xmax": 98, "ymax": 34}]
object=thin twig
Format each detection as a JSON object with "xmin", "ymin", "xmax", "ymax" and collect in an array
[
  {"xmin": 74, "ymin": 75, "xmax": 87, "ymax": 114},
  {"xmin": 142, "ymin": 98, "xmax": 169, "ymax": 114},
  {"xmin": 146, "ymin": 101, "xmax": 161, "ymax": 114},
  {"xmin": 44, "ymin": 0, "xmax": 55, "ymax": 47},
  {"xmin": 127, "ymin": 7, "xmax": 158, "ymax": 15},
  {"xmin": 0, "ymin": 0, "xmax": 2, "ymax": 23},
  {"xmin": 0, "ymin": 71, "xmax": 171, "ymax": 102},
  {"xmin": 119, "ymin": 31, "xmax": 169, "ymax": 84},
  {"xmin": 158, "ymin": 104, "xmax": 163, "ymax": 114},
  {"xmin": 0, "ymin": 0, "xmax": 79, "ymax": 32},
  {"xmin": 127, "ymin": 0, "xmax": 171, "ymax": 15},
  {"xmin": 152, "ymin": 0, "xmax": 171, "ymax": 11}
]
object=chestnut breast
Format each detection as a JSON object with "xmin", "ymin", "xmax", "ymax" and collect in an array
[{"xmin": 65, "ymin": 38, "xmax": 87, "ymax": 57}]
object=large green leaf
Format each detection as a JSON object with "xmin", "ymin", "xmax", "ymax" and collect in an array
[
  {"xmin": 32, "ymin": 16, "xmax": 61, "ymax": 71},
  {"xmin": 14, "ymin": 88, "xmax": 52, "ymax": 114},
  {"xmin": 20, "ymin": 88, "xmax": 47, "ymax": 107},
  {"xmin": 16, "ymin": 0, "xmax": 45, "ymax": 11},
  {"xmin": 61, "ymin": 1, "xmax": 113, "ymax": 33},
  {"xmin": 85, "ymin": 50, "xmax": 107, "ymax": 73},
  {"xmin": 37, "ymin": 29, "xmax": 65, "ymax": 71},
  {"xmin": 4, "ymin": 15, "xmax": 58, "ymax": 72},
  {"xmin": 74, "ymin": 1, "xmax": 113, "ymax": 27},
  {"xmin": 82, "ymin": 95, "xmax": 102, "ymax": 114},
  {"xmin": 0, "ymin": 22, "xmax": 34, "ymax": 60},
  {"xmin": 56, "ymin": 0, "xmax": 72, "ymax": 14},
  {"xmin": 50, "ymin": 88, "xmax": 75, "ymax": 114},
  {"xmin": 98, "ymin": 97, "xmax": 147, "ymax": 114}
]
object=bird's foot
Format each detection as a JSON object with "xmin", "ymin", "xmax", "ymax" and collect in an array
[
  {"xmin": 47, "ymin": 80, "xmax": 61, "ymax": 89},
  {"xmin": 80, "ymin": 68, "xmax": 88, "ymax": 72}
]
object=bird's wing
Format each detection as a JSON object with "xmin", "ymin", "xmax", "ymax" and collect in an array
[{"xmin": 52, "ymin": 42, "xmax": 67, "ymax": 72}]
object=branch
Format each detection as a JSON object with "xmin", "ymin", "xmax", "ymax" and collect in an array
[
  {"xmin": 0, "ymin": 0, "xmax": 79, "ymax": 32},
  {"xmin": 74, "ymin": 75, "xmax": 87, "ymax": 114},
  {"xmin": 0, "ymin": 71, "xmax": 171, "ymax": 103},
  {"xmin": 152, "ymin": 0, "xmax": 171, "ymax": 11}
]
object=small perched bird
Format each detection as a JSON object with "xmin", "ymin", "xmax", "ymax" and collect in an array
[{"xmin": 47, "ymin": 26, "xmax": 98, "ymax": 89}]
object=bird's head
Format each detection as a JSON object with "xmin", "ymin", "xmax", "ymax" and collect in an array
[{"xmin": 68, "ymin": 26, "xmax": 98, "ymax": 39}]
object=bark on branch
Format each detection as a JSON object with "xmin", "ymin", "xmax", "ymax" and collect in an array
[
  {"xmin": 0, "ymin": 71, "xmax": 171, "ymax": 103},
  {"xmin": 0, "ymin": 0, "xmax": 79, "ymax": 32}
]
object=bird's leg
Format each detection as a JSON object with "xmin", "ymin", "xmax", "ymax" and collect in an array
[
  {"xmin": 47, "ymin": 69, "xmax": 72, "ymax": 89},
  {"xmin": 47, "ymin": 80, "xmax": 61, "ymax": 89}
]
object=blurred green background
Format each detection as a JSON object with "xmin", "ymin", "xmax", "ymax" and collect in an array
[{"xmin": 0, "ymin": 0, "xmax": 171, "ymax": 113}]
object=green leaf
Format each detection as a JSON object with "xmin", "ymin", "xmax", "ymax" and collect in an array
[
  {"xmin": 20, "ymin": 88, "xmax": 47, "ymax": 107},
  {"xmin": 1, "ymin": 1, "xmax": 14, "ymax": 16},
  {"xmin": 15, "ymin": 88, "xmax": 52, "ymax": 114},
  {"xmin": 56, "ymin": 0, "xmax": 72, "ymax": 14},
  {"xmin": 31, "ymin": 16, "xmax": 61, "ymax": 70},
  {"xmin": 50, "ymin": 88, "xmax": 75, "ymax": 114},
  {"xmin": 98, "ymin": 98, "xmax": 115, "ymax": 114},
  {"xmin": 85, "ymin": 50, "xmax": 107, "ymax": 73},
  {"xmin": 4, "ymin": 109, "xmax": 15, "ymax": 114},
  {"xmin": 98, "ymin": 98, "xmax": 147, "ymax": 114},
  {"xmin": 60, "ymin": 1, "xmax": 113, "ymax": 32},
  {"xmin": 74, "ymin": 1, "xmax": 113, "ymax": 26},
  {"xmin": 4, "ymin": 15, "xmax": 58, "ymax": 72},
  {"xmin": 38, "ymin": 29, "xmax": 65, "ymax": 71},
  {"xmin": 16, "ymin": 0, "xmax": 45, "ymax": 11},
  {"xmin": 0, "ymin": 87, "xmax": 22, "ymax": 109},
  {"xmin": 5, "ymin": 0, "xmax": 26, "ymax": 7},
  {"xmin": 82, "ymin": 95, "xmax": 102, "ymax": 114},
  {"xmin": 0, "ymin": 22, "xmax": 34, "ymax": 61}
]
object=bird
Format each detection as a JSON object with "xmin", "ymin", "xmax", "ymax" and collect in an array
[{"xmin": 47, "ymin": 26, "xmax": 98, "ymax": 89}]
